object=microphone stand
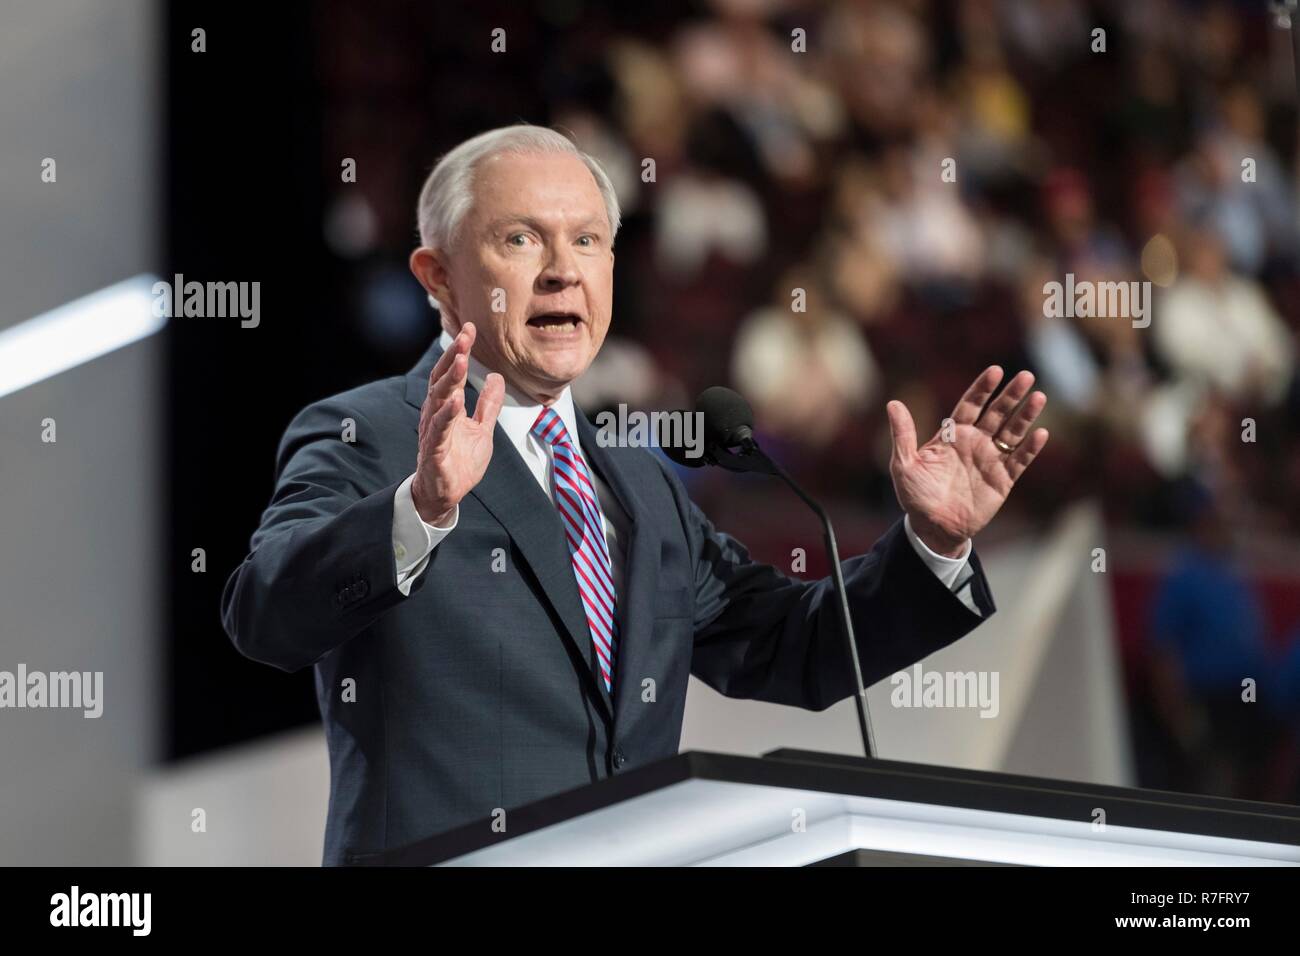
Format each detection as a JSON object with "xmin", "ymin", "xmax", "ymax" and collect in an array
[
  {"xmin": 1273, "ymin": 1, "xmax": 1300, "ymax": 104},
  {"xmin": 702, "ymin": 434, "xmax": 878, "ymax": 759}
]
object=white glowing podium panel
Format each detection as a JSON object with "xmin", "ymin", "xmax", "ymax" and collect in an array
[{"xmin": 360, "ymin": 751, "xmax": 1300, "ymax": 867}]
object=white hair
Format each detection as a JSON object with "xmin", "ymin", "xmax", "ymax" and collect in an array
[{"xmin": 416, "ymin": 123, "xmax": 622, "ymax": 252}]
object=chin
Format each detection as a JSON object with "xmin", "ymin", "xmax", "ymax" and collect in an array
[
  {"xmin": 538, "ymin": 345, "xmax": 592, "ymax": 370},
  {"xmin": 542, "ymin": 363, "xmax": 588, "ymax": 386}
]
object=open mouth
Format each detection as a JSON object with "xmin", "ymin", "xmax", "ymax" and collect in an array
[{"xmin": 526, "ymin": 312, "xmax": 582, "ymax": 331}]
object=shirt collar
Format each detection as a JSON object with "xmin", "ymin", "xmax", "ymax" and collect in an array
[{"xmin": 436, "ymin": 328, "xmax": 583, "ymax": 452}]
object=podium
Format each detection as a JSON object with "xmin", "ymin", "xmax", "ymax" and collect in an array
[{"xmin": 364, "ymin": 750, "xmax": 1300, "ymax": 866}]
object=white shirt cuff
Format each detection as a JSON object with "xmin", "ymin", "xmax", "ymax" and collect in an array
[
  {"xmin": 904, "ymin": 514, "xmax": 980, "ymax": 614},
  {"xmin": 392, "ymin": 473, "xmax": 458, "ymax": 596}
]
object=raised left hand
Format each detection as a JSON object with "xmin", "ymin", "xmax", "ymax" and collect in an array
[{"xmin": 886, "ymin": 367, "xmax": 1049, "ymax": 557}]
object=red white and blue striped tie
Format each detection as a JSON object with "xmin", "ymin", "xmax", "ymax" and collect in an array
[{"xmin": 531, "ymin": 407, "xmax": 619, "ymax": 692}]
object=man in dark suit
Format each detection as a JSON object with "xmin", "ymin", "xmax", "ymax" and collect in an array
[{"xmin": 221, "ymin": 124, "xmax": 1049, "ymax": 866}]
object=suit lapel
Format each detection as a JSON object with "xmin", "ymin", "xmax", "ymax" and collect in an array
[
  {"xmin": 468, "ymin": 412, "xmax": 616, "ymax": 718},
  {"xmin": 403, "ymin": 342, "xmax": 616, "ymax": 720}
]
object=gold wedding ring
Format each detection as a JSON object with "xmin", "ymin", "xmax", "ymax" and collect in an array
[{"xmin": 993, "ymin": 437, "xmax": 1017, "ymax": 454}]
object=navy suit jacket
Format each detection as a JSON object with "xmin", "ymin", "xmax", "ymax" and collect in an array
[{"xmin": 221, "ymin": 337, "xmax": 996, "ymax": 865}]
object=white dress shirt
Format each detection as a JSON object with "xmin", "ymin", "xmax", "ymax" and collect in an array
[{"xmin": 392, "ymin": 330, "xmax": 980, "ymax": 614}]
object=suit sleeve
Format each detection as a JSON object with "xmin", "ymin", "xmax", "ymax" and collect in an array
[
  {"xmin": 220, "ymin": 398, "xmax": 411, "ymax": 672},
  {"xmin": 656, "ymin": 459, "xmax": 996, "ymax": 712}
]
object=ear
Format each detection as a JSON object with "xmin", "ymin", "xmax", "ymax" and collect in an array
[{"xmin": 409, "ymin": 246, "xmax": 457, "ymax": 314}]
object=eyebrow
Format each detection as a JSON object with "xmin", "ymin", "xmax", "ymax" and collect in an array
[{"xmin": 484, "ymin": 215, "xmax": 607, "ymax": 234}]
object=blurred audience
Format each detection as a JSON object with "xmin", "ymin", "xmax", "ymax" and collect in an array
[
  {"xmin": 1148, "ymin": 495, "xmax": 1282, "ymax": 801},
  {"xmin": 1155, "ymin": 222, "xmax": 1294, "ymax": 406},
  {"xmin": 731, "ymin": 262, "xmax": 879, "ymax": 448},
  {"xmin": 325, "ymin": 0, "xmax": 1300, "ymax": 801}
]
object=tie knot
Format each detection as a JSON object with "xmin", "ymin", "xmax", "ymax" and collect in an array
[{"xmin": 530, "ymin": 406, "xmax": 571, "ymax": 447}]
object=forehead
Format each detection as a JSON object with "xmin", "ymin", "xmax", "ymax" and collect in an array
[{"xmin": 467, "ymin": 151, "xmax": 608, "ymax": 229}]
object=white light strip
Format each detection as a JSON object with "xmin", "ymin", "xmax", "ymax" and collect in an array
[
  {"xmin": 703, "ymin": 813, "xmax": 1296, "ymax": 867},
  {"xmin": 696, "ymin": 794, "xmax": 1300, "ymax": 867},
  {"xmin": 0, "ymin": 275, "xmax": 165, "ymax": 400},
  {"xmin": 844, "ymin": 814, "xmax": 1288, "ymax": 867},
  {"xmin": 439, "ymin": 780, "xmax": 1300, "ymax": 867}
]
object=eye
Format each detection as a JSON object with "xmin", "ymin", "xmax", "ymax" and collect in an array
[
  {"xmin": 576, "ymin": 235, "xmax": 597, "ymax": 247},
  {"xmin": 507, "ymin": 233, "xmax": 529, "ymax": 247}
]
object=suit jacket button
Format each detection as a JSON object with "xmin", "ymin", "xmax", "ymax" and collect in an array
[{"xmin": 613, "ymin": 748, "xmax": 626, "ymax": 769}]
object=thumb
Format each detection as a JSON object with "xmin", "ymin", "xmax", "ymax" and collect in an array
[{"xmin": 886, "ymin": 399, "xmax": 918, "ymax": 464}]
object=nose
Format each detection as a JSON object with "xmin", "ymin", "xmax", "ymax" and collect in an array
[{"xmin": 536, "ymin": 243, "xmax": 581, "ymax": 292}]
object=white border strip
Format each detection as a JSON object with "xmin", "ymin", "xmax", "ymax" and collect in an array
[
  {"xmin": 439, "ymin": 780, "xmax": 1300, "ymax": 867},
  {"xmin": 0, "ymin": 275, "xmax": 165, "ymax": 400}
]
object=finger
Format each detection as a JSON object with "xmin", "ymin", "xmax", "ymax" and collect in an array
[
  {"xmin": 429, "ymin": 351, "xmax": 470, "ymax": 404},
  {"xmin": 426, "ymin": 323, "xmax": 476, "ymax": 396},
  {"xmin": 977, "ymin": 369, "xmax": 1035, "ymax": 436},
  {"xmin": 950, "ymin": 366, "xmax": 1004, "ymax": 426},
  {"xmin": 473, "ymin": 372, "xmax": 506, "ymax": 429},
  {"xmin": 886, "ymin": 399, "xmax": 918, "ymax": 464},
  {"xmin": 426, "ymin": 384, "xmax": 465, "ymax": 447},
  {"xmin": 1005, "ymin": 428, "xmax": 1049, "ymax": 482},
  {"xmin": 426, "ymin": 331, "xmax": 465, "ymax": 390},
  {"xmin": 995, "ymin": 390, "xmax": 1047, "ymax": 447}
]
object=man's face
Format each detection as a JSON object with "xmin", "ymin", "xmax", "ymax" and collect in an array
[{"xmin": 416, "ymin": 151, "xmax": 615, "ymax": 403}]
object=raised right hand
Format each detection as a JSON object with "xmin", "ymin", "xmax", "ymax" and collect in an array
[{"xmin": 411, "ymin": 322, "xmax": 506, "ymax": 525}]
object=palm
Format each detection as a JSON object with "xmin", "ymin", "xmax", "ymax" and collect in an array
[
  {"xmin": 412, "ymin": 322, "xmax": 506, "ymax": 521},
  {"xmin": 894, "ymin": 423, "xmax": 1016, "ymax": 541},
  {"xmin": 423, "ymin": 408, "xmax": 496, "ymax": 499},
  {"xmin": 887, "ymin": 367, "xmax": 1049, "ymax": 553}
]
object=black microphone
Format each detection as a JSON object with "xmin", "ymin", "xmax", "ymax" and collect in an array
[
  {"xmin": 658, "ymin": 388, "xmax": 757, "ymax": 470},
  {"xmin": 697, "ymin": 386, "xmax": 756, "ymax": 450},
  {"xmin": 659, "ymin": 424, "xmax": 706, "ymax": 469},
  {"xmin": 683, "ymin": 386, "xmax": 878, "ymax": 759}
]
